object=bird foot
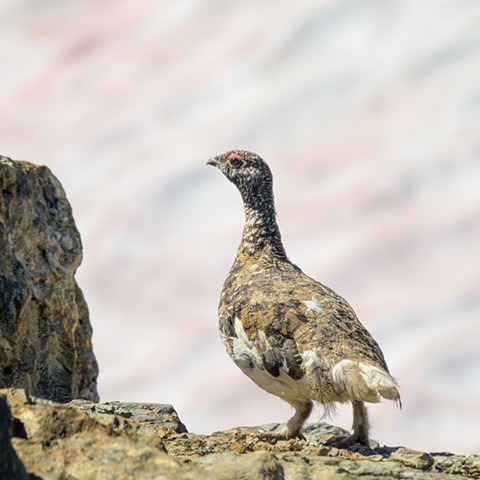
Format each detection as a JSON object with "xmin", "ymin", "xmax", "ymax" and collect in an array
[{"xmin": 327, "ymin": 432, "xmax": 370, "ymax": 449}]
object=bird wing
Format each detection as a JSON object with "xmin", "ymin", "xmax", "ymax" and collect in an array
[{"xmin": 226, "ymin": 260, "xmax": 391, "ymax": 374}]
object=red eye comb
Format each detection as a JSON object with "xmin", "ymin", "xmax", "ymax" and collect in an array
[{"xmin": 227, "ymin": 152, "xmax": 244, "ymax": 161}]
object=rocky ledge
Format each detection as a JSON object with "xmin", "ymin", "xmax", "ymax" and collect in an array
[{"xmin": 1, "ymin": 388, "xmax": 478, "ymax": 480}]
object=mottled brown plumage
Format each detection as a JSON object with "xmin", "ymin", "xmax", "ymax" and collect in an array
[{"xmin": 207, "ymin": 150, "xmax": 400, "ymax": 446}]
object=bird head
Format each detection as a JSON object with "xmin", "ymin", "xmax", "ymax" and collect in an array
[{"xmin": 207, "ymin": 150, "xmax": 273, "ymax": 194}]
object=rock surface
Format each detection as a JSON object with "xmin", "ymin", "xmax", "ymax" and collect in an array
[
  {"xmin": 2, "ymin": 388, "xmax": 479, "ymax": 480},
  {"xmin": 0, "ymin": 156, "xmax": 98, "ymax": 403}
]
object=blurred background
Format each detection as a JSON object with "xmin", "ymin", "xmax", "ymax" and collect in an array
[{"xmin": 1, "ymin": 0, "xmax": 479, "ymax": 455}]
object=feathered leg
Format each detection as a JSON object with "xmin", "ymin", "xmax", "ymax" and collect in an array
[
  {"xmin": 330, "ymin": 400, "xmax": 370, "ymax": 447},
  {"xmin": 351, "ymin": 400, "xmax": 370, "ymax": 445},
  {"xmin": 263, "ymin": 400, "xmax": 313, "ymax": 440}
]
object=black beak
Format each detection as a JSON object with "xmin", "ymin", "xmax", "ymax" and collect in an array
[{"xmin": 206, "ymin": 156, "xmax": 219, "ymax": 167}]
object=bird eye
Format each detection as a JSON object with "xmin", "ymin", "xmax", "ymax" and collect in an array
[{"xmin": 228, "ymin": 153, "xmax": 244, "ymax": 168}]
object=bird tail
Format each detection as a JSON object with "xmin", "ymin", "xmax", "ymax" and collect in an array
[{"xmin": 331, "ymin": 359, "xmax": 401, "ymax": 407}]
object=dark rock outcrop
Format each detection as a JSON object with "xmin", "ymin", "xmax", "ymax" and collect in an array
[
  {"xmin": 0, "ymin": 156, "xmax": 98, "ymax": 402},
  {"xmin": 0, "ymin": 394, "xmax": 29, "ymax": 480},
  {"xmin": 2, "ymin": 388, "xmax": 479, "ymax": 480}
]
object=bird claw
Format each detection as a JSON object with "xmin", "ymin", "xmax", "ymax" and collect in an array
[{"xmin": 327, "ymin": 433, "xmax": 369, "ymax": 449}]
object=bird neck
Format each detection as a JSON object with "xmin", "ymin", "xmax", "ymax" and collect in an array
[{"xmin": 238, "ymin": 186, "xmax": 287, "ymax": 259}]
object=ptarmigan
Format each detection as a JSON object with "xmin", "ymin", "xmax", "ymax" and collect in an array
[{"xmin": 207, "ymin": 150, "xmax": 400, "ymax": 446}]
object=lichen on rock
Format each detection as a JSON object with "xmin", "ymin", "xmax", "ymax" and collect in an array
[{"xmin": 0, "ymin": 155, "xmax": 98, "ymax": 403}]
